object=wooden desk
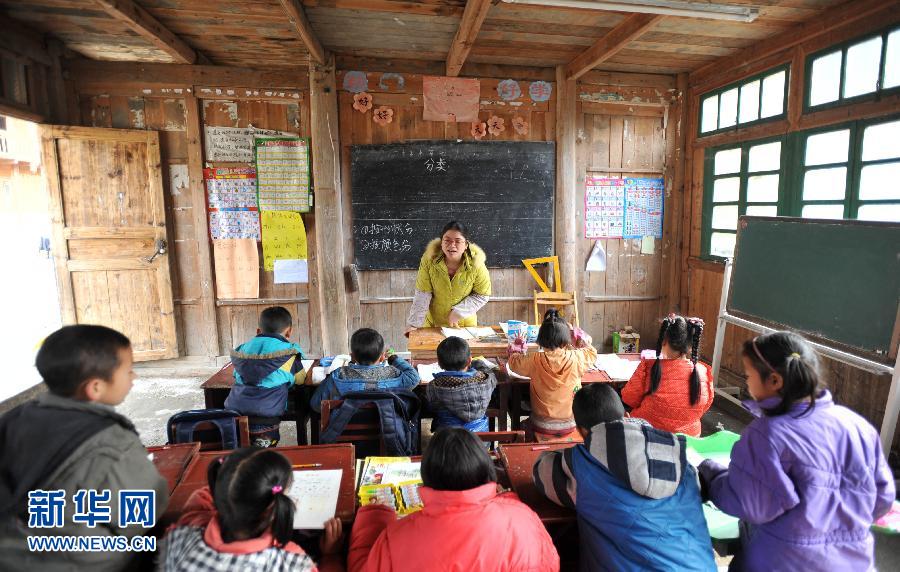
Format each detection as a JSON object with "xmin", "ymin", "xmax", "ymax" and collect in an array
[
  {"xmin": 408, "ymin": 327, "xmax": 533, "ymax": 361},
  {"xmin": 162, "ymin": 443, "xmax": 357, "ymax": 527},
  {"xmin": 148, "ymin": 443, "xmax": 200, "ymax": 494},
  {"xmin": 498, "ymin": 442, "xmax": 740, "ymax": 553},
  {"xmin": 201, "ymin": 362, "xmax": 318, "ymax": 445}
]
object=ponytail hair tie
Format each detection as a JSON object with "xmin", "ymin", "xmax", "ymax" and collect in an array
[
  {"xmin": 790, "ymin": 352, "xmax": 801, "ymax": 359},
  {"xmin": 271, "ymin": 485, "xmax": 283, "ymax": 494}
]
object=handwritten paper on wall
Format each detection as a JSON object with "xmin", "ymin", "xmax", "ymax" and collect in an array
[
  {"xmin": 422, "ymin": 76, "xmax": 480, "ymax": 122},
  {"xmin": 255, "ymin": 137, "xmax": 311, "ymax": 212},
  {"xmin": 212, "ymin": 239, "xmax": 259, "ymax": 299},
  {"xmin": 204, "ymin": 126, "xmax": 296, "ymax": 162},
  {"xmin": 204, "ymin": 167, "xmax": 260, "ymax": 240},
  {"xmin": 274, "ymin": 259, "xmax": 308, "ymax": 284},
  {"xmin": 261, "ymin": 211, "xmax": 308, "ymax": 272}
]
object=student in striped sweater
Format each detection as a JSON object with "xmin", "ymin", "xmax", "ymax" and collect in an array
[{"xmin": 532, "ymin": 384, "xmax": 715, "ymax": 572}]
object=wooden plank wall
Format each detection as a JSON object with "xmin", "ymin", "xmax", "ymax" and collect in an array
[
  {"xmin": 338, "ymin": 71, "xmax": 556, "ymax": 351},
  {"xmin": 575, "ymin": 74, "xmax": 676, "ymax": 350}
]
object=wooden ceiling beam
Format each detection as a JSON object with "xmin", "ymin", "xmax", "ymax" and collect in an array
[
  {"xmin": 565, "ymin": 13, "xmax": 663, "ymax": 81},
  {"xmin": 446, "ymin": 0, "xmax": 493, "ymax": 77},
  {"xmin": 93, "ymin": 0, "xmax": 203, "ymax": 64},
  {"xmin": 279, "ymin": 0, "xmax": 329, "ymax": 65}
]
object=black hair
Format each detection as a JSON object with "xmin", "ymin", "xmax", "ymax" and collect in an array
[
  {"xmin": 259, "ymin": 306, "xmax": 293, "ymax": 334},
  {"xmin": 647, "ymin": 315, "xmax": 705, "ymax": 405},
  {"xmin": 351, "ymin": 328, "xmax": 385, "ymax": 365},
  {"xmin": 206, "ymin": 447, "xmax": 294, "ymax": 546},
  {"xmin": 421, "ymin": 427, "xmax": 497, "ymax": 491},
  {"xmin": 536, "ymin": 309, "xmax": 571, "ymax": 350},
  {"xmin": 440, "ymin": 220, "xmax": 470, "ymax": 242},
  {"xmin": 742, "ymin": 331, "xmax": 823, "ymax": 417},
  {"xmin": 36, "ymin": 325, "xmax": 131, "ymax": 397},
  {"xmin": 572, "ymin": 384, "xmax": 625, "ymax": 430},
  {"xmin": 437, "ymin": 336, "xmax": 471, "ymax": 371}
]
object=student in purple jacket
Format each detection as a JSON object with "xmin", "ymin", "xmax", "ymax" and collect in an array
[{"xmin": 699, "ymin": 331, "xmax": 895, "ymax": 571}]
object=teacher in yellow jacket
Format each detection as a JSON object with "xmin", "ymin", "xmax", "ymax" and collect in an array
[{"xmin": 405, "ymin": 221, "xmax": 492, "ymax": 335}]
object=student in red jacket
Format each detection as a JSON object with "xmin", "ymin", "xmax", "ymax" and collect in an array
[
  {"xmin": 348, "ymin": 428, "xmax": 559, "ymax": 572},
  {"xmin": 621, "ymin": 315, "xmax": 713, "ymax": 436}
]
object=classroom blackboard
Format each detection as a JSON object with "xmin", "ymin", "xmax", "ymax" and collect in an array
[
  {"xmin": 729, "ymin": 217, "xmax": 900, "ymax": 362},
  {"xmin": 350, "ymin": 141, "xmax": 555, "ymax": 270}
]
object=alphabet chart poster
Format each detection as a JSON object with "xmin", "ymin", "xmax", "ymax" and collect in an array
[
  {"xmin": 623, "ymin": 177, "xmax": 664, "ymax": 239},
  {"xmin": 255, "ymin": 137, "xmax": 312, "ymax": 213},
  {"xmin": 204, "ymin": 167, "xmax": 260, "ymax": 240},
  {"xmin": 585, "ymin": 176, "xmax": 625, "ymax": 238}
]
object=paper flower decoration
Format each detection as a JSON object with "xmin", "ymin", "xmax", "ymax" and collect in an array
[
  {"xmin": 512, "ymin": 115, "xmax": 529, "ymax": 135},
  {"xmin": 373, "ymin": 106, "xmax": 394, "ymax": 125},
  {"xmin": 487, "ymin": 115, "xmax": 505, "ymax": 136},
  {"xmin": 353, "ymin": 92, "xmax": 373, "ymax": 113},
  {"xmin": 471, "ymin": 121, "xmax": 487, "ymax": 140}
]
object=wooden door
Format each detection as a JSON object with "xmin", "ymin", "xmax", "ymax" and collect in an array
[{"xmin": 42, "ymin": 126, "xmax": 178, "ymax": 361}]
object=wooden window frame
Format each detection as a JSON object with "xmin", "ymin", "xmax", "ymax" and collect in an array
[
  {"xmin": 804, "ymin": 24, "xmax": 900, "ymax": 113},
  {"xmin": 698, "ymin": 64, "xmax": 790, "ymax": 138}
]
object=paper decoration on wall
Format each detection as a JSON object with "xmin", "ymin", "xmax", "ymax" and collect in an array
[
  {"xmin": 204, "ymin": 126, "xmax": 296, "ymax": 162},
  {"xmin": 213, "ymin": 238, "xmax": 260, "ymax": 299},
  {"xmin": 512, "ymin": 116, "xmax": 529, "ymax": 135},
  {"xmin": 497, "ymin": 79, "xmax": 522, "ymax": 101},
  {"xmin": 585, "ymin": 176, "xmax": 625, "ymax": 239},
  {"xmin": 261, "ymin": 211, "xmax": 308, "ymax": 272},
  {"xmin": 274, "ymin": 259, "xmax": 309, "ymax": 284},
  {"xmin": 353, "ymin": 92, "xmax": 373, "ymax": 113},
  {"xmin": 169, "ymin": 164, "xmax": 189, "ymax": 197},
  {"xmin": 422, "ymin": 76, "xmax": 480, "ymax": 122},
  {"xmin": 623, "ymin": 177, "xmax": 664, "ymax": 239},
  {"xmin": 204, "ymin": 167, "xmax": 260, "ymax": 240},
  {"xmin": 586, "ymin": 240, "xmax": 607, "ymax": 272},
  {"xmin": 487, "ymin": 115, "xmax": 505, "ymax": 136},
  {"xmin": 529, "ymin": 81, "xmax": 553, "ymax": 102},
  {"xmin": 584, "ymin": 177, "xmax": 664, "ymax": 239},
  {"xmin": 254, "ymin": 137, "xmax": 311, "ymax": 213},
  {"xmin": 471, "ymin": 121, "xmax": 487, "ymax": 140},
  {"xmin": 343, "ymin": 71, "xmax": 369, "ymax": 93},
  {"xmin": 373, "ymin": 106, "xmax": 394, "ymax": 125},
  {"xmin": 379, "ymin": 73, "xmax": 405, "ymax": 91}
]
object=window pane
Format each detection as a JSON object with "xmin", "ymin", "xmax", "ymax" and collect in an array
[
  {"xmin": 714, "ymin": 148, "xmax": 741, "ymax": 175},
  {"xmin": 713, "ymin": 177, "xmax": 740, "ymax": 202},
  {"xmin": 858, "ymin": 203, "xmax": 900, "ymax": 222},
  {"xmin": 710, "ymin": 232, "xmax": 736, "ymax": 258},
  {"xmin": 739, "ymin": 80, "xmax": 760, "ymax": 123},
  {"xmin": 844, "ymin": 37, "xmax": 882, "ymax": 98},
  {"xmin": 862, "ymin": 120, "xmax": 900, "ymax": 161},
  {"xmin": 746, "ymin": 205, "xmax": 778, "ymax": 216},
  {"xmin": 805, "ymin": 129, "xmax": 850, "ymax": 166},
  {"xmin": 760, "ymin": 71, "xmax": 786, "ymax": 118},
  {"xmin": 747, "ymin": 174, "xmax": 779, "ymax": 202},
  {"xmin": 712, "ymin": 205, "xmax": 739, "ymax": 230},
  {"xmin": 719, "ymin": 88, "xmax": 738, "ymax": 129},
  {"xmin": 803, "ymin": 167, "xmax": 847, "ymax": 200},
  {"xmin": 748, "ymin": 141, "xmax": 781, "ymax": 172},
  {"xmin": 701, "ymin": 95, "xmax": 719, "ymax": 133},
  {"xmin": 802, "ymin": 204, "xmax": 845, "ymax": 219},
  {"xmin": 809, "ymin": 51, "xmax": 842, "ymax": 106},
  {"xmin": 860, "ymin": 163, "xmax": 900, "ymax": 200},
  {"xmin": 886, "ymin": 30, "xmax": 900, "ymax": 89}
]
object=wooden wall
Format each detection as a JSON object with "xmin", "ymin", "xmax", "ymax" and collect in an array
[{"xmin": 683, "ymin": 4, "xmax": 900, "ymax": 455}]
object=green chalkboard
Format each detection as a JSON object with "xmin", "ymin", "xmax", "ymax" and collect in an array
[{"xmin": 729, "ymin": 217, "xmax": 900, "ymax": 362}]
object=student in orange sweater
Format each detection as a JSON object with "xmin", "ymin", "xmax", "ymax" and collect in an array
[
  {"xmin": 507, "ymin": 309, "xmax": 598, "ymax": 441},
  {"xmin": 621, "ymin": 314, "xmax": 713, "ymax": 436}
]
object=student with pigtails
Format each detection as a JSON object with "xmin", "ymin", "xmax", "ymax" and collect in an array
[
  {"xmin": 620, "ymin": 314, "xmax": 713, "ymax": 436},
  {"xmin": 698, "ymin": 331, "xmax": 894, "ymax": 571},
  {"xmin": 162, "ymin": 447, "xmax": 344, "ymax": 571}
]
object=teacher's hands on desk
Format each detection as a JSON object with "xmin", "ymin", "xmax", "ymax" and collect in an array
[
  {"xmin": 404, "ymin": 326, "xmax": 417, "ymax": 338},
  {"xmin": 447, "ymin": 309, "xmax": 465, "ymax": 328}
]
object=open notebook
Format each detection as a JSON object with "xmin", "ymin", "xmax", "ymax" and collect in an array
[{"xmin": 288, "ymin": 469, "xmax": 343, "ymax": 529}]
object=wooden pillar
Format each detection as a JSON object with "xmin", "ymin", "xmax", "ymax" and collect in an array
[
  {"xmin": 555, "ymin": 66, "xmax": 578, "ymax": 294},
  {"xmin": 309, "ymin": 56, "xmax": 350, "ymax": 354},
  {"xmin": 661, "ymin": 72, "xmax": 688, "ymax": 315},
  {"xmin": 183, "ymin": 94, "xmax": 219, "ymax": 356}
]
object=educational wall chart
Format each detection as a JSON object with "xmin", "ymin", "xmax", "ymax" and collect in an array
[
  {"xmin": 204, "ymin": 126, "xmax": 295, "ymax": 162},
  {"xmin": 212, "ymin": 238, "xmax": 260, "ymax": 299},
  {"xmin": 254, "ymin": 137, "xmax": 312, "ymax": 212},
  {"xmin": 204, "ymin": 167, "xmax": 260, "ymax": 240},
  {"xmin": 260, "ymin": 210, "xmax": 308, "ymax": 272},
  {"xmin": 584, "ymin": 177, "xmax": 664, "ymax": 239}
]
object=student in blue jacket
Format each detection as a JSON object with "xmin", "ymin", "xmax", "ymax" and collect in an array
[
  {"xmin": 532, "ymin": 384, "xmax": 716, "ymax": 572},
  {"xmin": 310, "ymin": 328, "xmax": 419, "ymax": 413},
  {"xmin": 225, "ymin": 306, "xmax": 306, "ymax": 447}
]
